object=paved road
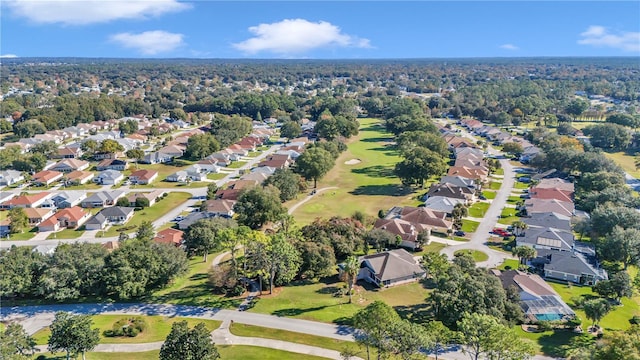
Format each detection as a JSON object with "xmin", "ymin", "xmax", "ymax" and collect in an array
[
  {"xmin": 0, "ymin": 145, "xmax": 281, "ymax": 249},
  {"xmin": 287, "ymin": 186, "xmax": 338, "ymax": 215}
]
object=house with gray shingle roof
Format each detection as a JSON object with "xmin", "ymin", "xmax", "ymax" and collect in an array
[{"xmin": 352, "ymin": 249, "xmax": 425, "ymax": 287}]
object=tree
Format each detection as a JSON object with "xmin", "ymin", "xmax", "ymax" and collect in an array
[
  {"xmin": 583, "ymin": 298, "xmax": 611, "ymax": 329},
  {"xmin": 8, "ymin": 208, "xmax": 28, "ymax": 234},
  {"xmin": 598, "ymin": 226, "xmax": 640, "ymax": 269},
  {"xmin": 421, "ymin": 252, "xmax": 450, "ymax": 280},
  {"xmin": 511, "ymin": 221, "xmax": 528, "ymax": 237},
  {"xmin": 590, "ymin": 206, "xmax": 640, "ymax": 237},
  {"xmin": 234, "ymin": 185, "xmax": 286, "ymax": 230},
  {"xmin": 206, "ymin": 183, "xmax": 218, "ymax": 200},
  {"xmin": 81, "ymin": 139, "xmax": 99, "ymax": 154},
  {"xmin": 98, "ymin": 139, "xmax": 125, "ymax": 154},
  {"xmin": 583, "ymin": 123, "xmax": 632, "ymax": 150},
  {"xmin": 280, "ymin": 121, "xmax": 302, "ymax": 139},
  {"xmin": 396, "ymin": 131, "xmax": 449, "ymax": 158},
  {"xmin": 0, "ymin": 246, "xmax": 45, "ymax": 298},
  {"xmin": 513, "ymin": 246, "xmax": 536, "ymax": 265},
  {"xmin": 395, "ymin": 147, "xmax": 447, "ymax": 187},
  {"xmin": 353, "ymin": 301, "xmax": 401, "ymax": 360},
  {"xmin": 0, "ymin": 322, "xmax": 37, "ymax": 359},
  {"xmin": 264, "ymin": 168, "xmax": 303, "ymax": 202},
  {"xmin": 125, "ymin": 149, "xmax": 144, "ymax": 168},
  {"xmin": 606, "ymin": 113, "xmax": 640, "ymax": 128},
  {"xmin": 294, "ymin": 147, "xmax": 335, "ymax": 188},
  {"xmin": 297, "ymin": 241, "xmax": 336, "ymax": 279},
  {"xmin": 183, "ymin": 219, "xmax": 219, "ymax": 262},
  {"xmin": 48, "ymin": 312, "xmax": 99, "ymax": 360},
  {"xmin": 565, "ymin": 98, "xmax": 590, "ymax": 120},
  {"xmin": 342, "ymin": 255, "xmax": 359, "ymax": 304},
  {"xmin": 502, "ymin": 142, "xmax": 524, "ymax": 156},
  {"xmin": 459, "ymin": 313, "xmax": 534, "ymax": 360},
  {"xmin": 247, "ymin": 234, "xmax": 301, "ymax": 294},
  {"xmin": 423, "ymin": 321, "xmax": 454, "ymax": 360},
  {"xmin": 116, "ymin": 197, "xmax": 130, "ymax": 207},
  {"xmin": 13, "ymin": 119, "xmax": 46, "ymax": 138},
  {"xmin": 185, "ymin": 133, "xmax": 220, "ymax": 160},
  {"xmin": 593, "ymin": 271, "xmax": 633, "ymax": 303},
  {"xmin": 451, "ymin": 203, "xmax": 468, "ymax": 229},
  {"xmin": 135, "ymin": 220, "xmax": 155, "ymax": 242},
  {"xmin": 160, "ymin": 321, "xmax": 220, "ymax": 360},
  {"xmin": 135, "ymin": 197, "xmax": 150, "ymax": 208}
]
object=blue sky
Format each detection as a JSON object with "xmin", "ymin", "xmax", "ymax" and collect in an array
[{"xmin": 1, "ymin": 1, "xmax": 639, "ymax": 58}]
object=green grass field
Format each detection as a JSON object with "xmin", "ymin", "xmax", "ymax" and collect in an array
[
  {"xmin": 207, "ymin": 173, "xmax": 227, "ymax": 180},
  {"xmin": 514, "ymin": 327, "xmax": 578, "ymax": 357},
  {"xmin": 4, "ymin": 228, "xmax": 37, "ymax": 241},
  {"xmin": 468, "ymin": 202, "xmax": 489, "ymax": 217},
  {"xmin": 493, "ymin": 168, "xmax": 505, "ymax": 176},
  {"xmin": 230, "ymin": 323, "xmax": 353, "ymax": 352},
  {"xmin": 497, "ymin": 259, "xmax": 520, "ymax": 270},
  {"xmin": 481, "ymin": 190, "xmax": 496, "ymax": 199},
  {"xmin": 461, "ymin": 219, "xmax": 480, "ymax": 233},
  {"xmin": 603, "ymin": 151, "xmax": 640, "ymax": 178},
  {"xmin": 454, "ymin": 249, "xmax": 489, "ymax": 262},
  {"xmin": 227, "ymin": 161, "xmax": 247, "ymax": 169},
  {"xmin": 46, "ymin": 227, "xmax": 85, "ymax": 240},
  {"xmin": 249, "ymin": 275, "xmax": 430, "ymax": 324},
  {"xmin": 32, "ymin": 315, "xmax": 221, "ymax": 345},
  {"xmin": 498, "ymin": 208, "xmax": 519, "ymax": 225},
  {"xmin": 507, "ymin": 195, "xmax": 523, "ymax": 204},
  {"xmin": 514, "ymin": 181, "xmax": 530, "ymax": 190},
  {"xmin": 99, "ymin": 192, "xmax": 191, "ymax": 237},
  {"xmin": 488, "ymin": 181, "xmax": 502, "ymax": 190},
  {"xmin": 288, "ymin": 118, "xmax": 421, "ymax": 225}
]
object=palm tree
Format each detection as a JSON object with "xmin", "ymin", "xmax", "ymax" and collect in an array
[
  {"xmin": 583, "ymin": 298, "xmax": 611, "ymax": 330},
  {"xmin": 512, "ymin": 221, "xmax": 528, "ymax": 237},
  {"xmin": 343, "ymin": 256, "xmax": 359, "ymax": 304},
  {"xmin": 513, "ymin": 246, "xmax": 536, "ymax": 265}
]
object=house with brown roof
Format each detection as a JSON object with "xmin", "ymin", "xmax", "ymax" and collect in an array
[
  {"xmin": 32, "ymin": 170, "xmax": 64, "ymax": 186},
  {"xmin": 54, "ymin": 147, "xmax": 83, "ymax": 159},
  {"xmin": 154, "ymin": 228, "xmax": 184, "ymax": 246},
  {"xmin": 97, "ymin": 159, "xmax": 129, "ymax": 171},
  {"xmin": 529, "ymin": 178, "xmax": 574, "ymax": 203},
  {"xmin": 24, "ymin": 207, "xmax": 55, "ymax": 226},
  {"xmin": 524, "ymin": 198, "xmax": 574, "ymax": 217},
  {"xmin": 373, "ymin": 218, "xmax": 430, "ymax": 250},
  {"xmin": 51, "ymin": 159, "xmax": 90, "ymax": 173},
  {"xmin": 203, "ymin": 199, "xmax": 236, "ymax": 218},
  {"xmin": 447, "ymin": 166, "xmax": 488, "ymax": 182},
  {"xmin": 216, "ymin": 180, "xmax": 259, "ymax": 201},
  {"xmin": 129, "ymin": 169, "xmax": 158, "ymax": 185},
  {"xmin": 0, "ymin": 192, "xmax": 53, "ymax": 209},
  {"xmin": 64, "ymin": 170, "xmax": 94, "ymax": 185},
  {"xmin": 426, "ymin": 183, "xmax": 476, "ymax": 204},
  {"xmin": 126, "ymin": 190, "xmax": 165, "ymax": 207},
  {"xmin": 126, "ymin": 133, "xmax": 148, "ymax": 142},
  {"xmin": 353, "ymin": 249, "xmax": 426, "ymax": 287},
  {"xmin": 158, "ymin": 145, "xmax": 185, "ymax": 158},
  {"xmin": 38, "ymin": 206, "xmax": 91, "ymax": 232},
  {"xmin": 398, "ymin": 206, "xmax": 453, "ymax": 234}
]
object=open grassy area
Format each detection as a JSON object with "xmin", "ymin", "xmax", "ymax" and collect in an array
[
  {"xmin": 507, "ymin": 195, "xmax": 523, "ymax": 204},
  {"xmin": 454, "ymin": 249, "xmax": 489, "ymax": 262},
  {"xmin": 227, "ymin": 161, "xmax": 247, "ymax": 169},
  {"xmin": 46, "ymin": 227, "xmax": 85, "ymax": 240},
  {"xmin": 493, "ymin": 168, "xmax": 504, "ymax": 176},
  {"xmin": 514, "ymin": 181, "xmax": 530, "ymax": 190},
  {"xmin": 62, "ymin": 182, "xmax": 102, "ymax": 190},
  {"xmin": 249, "ymin": 274, "xmax": 430, "ymax": 324},
  {"xmin": 32, "ymin": 351, "xmax": 160, "ymax": 360},
  {"xmin": 460, "ymin": 219, "xmax": 480, "ymax": 233},
  {"xmin": 207, "ymin": 173, "xmax": 227, "ymax": 180},
  {"xmin": 498, "ymin": 208, "xmax": 519, "ymax": 225},
  {"xmin": 133, "ymin": 180, "xmax": 207, "ymax": 189},
  {"xmin": 230, "ymin": 323, "xmax": 352, "ymax": 352},
  {"xmin": 468, "ymin": 202, "xmax": 489, "ymax": 217},
  {"xmin": 603, "ymin": 151, "xmax": 640, "ymax": 178},
  {"xmin": 4, "ymin": 228, "xmax": 37, "ymax": 241},
  {"xmin": 145, "ymin": 256, "xmax": 243, "ymax": 308},
  {"xmin": 99, "ymin": 192, "xmax": 191, "ymax": 237},
  {"xmin": 497, "ymin": 259, "xmax": 520, "ymax": 270},
  {"xmin": 289, "ymin": 118, "xmax": 420, "ymax": 225},
  {"xmin": 515, "ymin": 327, "xmax": 579, "ymax": 357},
  {"xmin": 412, "ymin": 241, "xmax": 447, "ymax": 256},
  {"xmin": 481, "ymin": 190, "xmax": 496, "ymax": 199},
  {"xmin": 32, "ymin": 315, "xmax": 221, "ymax": 345},
  {"xmin": 488, "ymin": 181, "xmax": 502, "ymax": 190}
]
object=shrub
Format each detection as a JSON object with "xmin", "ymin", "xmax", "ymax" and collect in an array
[
  {"xmin": 630, "ymin": 315, "xmax": 640, "ymax": 325},
  {"xmin": 103, "ymin": 317, "xmax": 147, "ymax": 338},
  {"xmin": 537, "ymin": 320, "xmax": 553, "ymax": 332}
]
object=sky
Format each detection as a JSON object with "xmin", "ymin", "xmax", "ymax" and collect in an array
[{"xmin": 1, "ymin": 1, "xmax": 639, "ymax": 59}]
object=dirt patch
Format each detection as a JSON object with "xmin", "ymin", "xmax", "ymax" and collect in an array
[{"xmin": 344, "ymin": 158, "xmax": 362, "ymax": 165}]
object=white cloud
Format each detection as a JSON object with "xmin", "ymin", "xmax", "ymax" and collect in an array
[
  {"xmin": 578, "ymin": 25, "xmax": 640, "ymax": 52},
  {"xmin": 4, "ymin": 0, "xmax": 189, "ymax": 25},
  {"xmin": 500, "ymin": 44, "xmax": 519, "ymax": 50},
  {"xmin": 0, "ymin": 54, "xmax": 18, "ymax": 58},
  {"xmin": 110, "ymin": 31, "xmax": 184, "ymax": 55},
  {"xmin": 233, "ymin": 18, "xmax": 371, "ymax": 56}
]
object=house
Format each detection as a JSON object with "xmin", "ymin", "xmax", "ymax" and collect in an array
[
  {"xmin": 166, "ymin": 167, "xmax": 206, "ymax": 182},
  {"xmin": 33, "ymin": 244, "xmax": 58, "ymax": 255},
  {"xmin": 447, "ymin": 166, "xmax": 488, "ymax": 182},
  {"xmin": 64, "ymin": 170, "xmax": 94, "ymax": 185},
  {"xmin": 529, "ymin": 178, "xmax": 574, "ymax": 203},
  {"xmin": 517, "ymin": 226, "xmax": 575, "ymax": 252},
  {"xmin": 23, "ymin": 207, "xmax": 55, "ymax": 225},
  {"xmin": 154, "ymin": 228, "xmax": 184, "ymax": 246},
  {"xmin": 373, "ymin": 218, "xmax": 430, "ymax": 250},
  {"xmin": 51, "ymin": 191, "xmax": 87, "ymax": 209},
  {"xmin": 98, "ymin": 206, "xmax": 135, "ymax": 224},
  {"xmin": 258, "ymin": 154, "xmax": 292, "ymax": 169},
  {"xmin": 129, "ymin": 169, "xmax": 158, "ymax": 185},
  {"xmin": 94, "ymin": 170, "xmax": 124, "ymax": 185},
  {"xmin": 216, "ymin": 180, "xmax": 258, "ymax": 201},
  {"xmin": 1, "ymin": 192, "xmax": 53, "ymax": 209},
  {"xmin": 158, "ymin": 145, "xmax": 184, "ymax": 158},
  {"xmin": 426, "ymin": 183, "xmax": 476, "ymax": 203},
  {"xmin": 96, "ymin": 159, "xmax": 129, "ymax": 171},
  {"xmin": 126, "ymin": 190, "xmax": 165, "ymax": 207},
  {"xmin": 203, "ymin": 199, "xmax": 236, "ymax": 218},
  {"xmin": 81, "ymin": 191, "xmax": 126, "ymax": 208},
  {"xmin": 354, "ymin": 249, "xmax": 426, "ymax": 287},
  {"xmin": 178, "ymin": 212, "xmax": 208, "ymax": 230},
  {"xmin": 522, "ymin": 212, "xmax": 572, "ymax": 233},
  {"xmin": 524, "ymin": 198, "xmax": 574, "ymax": 217},
  {"xmin": 493, "ymin": 269, "xmax": 575, "ymax": 322},
  {"xmin": 531, "ymin": 248, "xmax": 607, "ymax": 285},
  {"xmin": 519, "ymin": 146, "xmax": 541, "ymax": 163},
  {"xmin": 439, "ymin": 175, "xmax": 477, "ymax": 189},
  {"xmin": 0, "ymin": 219, "xmax": 10, "ymax": 237},
  {"xmin": 195, "ymin": 159, "xmax": 220, "ymax": 173},
  {"xmin": 38, "ymin": 206, "xmax": 91, "ymax": 232},
  {"xmin": 398, "ymin": 206, "xmax": 453, "ymax": 234},
  {"xmin": 423, "ymin": 196, "xmax": 466, "ymax": 214},
  {"xmin": 0, "ymin": 170, "xmax": 24, "ymax": 186},
  {"xmin": 239, "ymin": 172, "xmax": 269, "ymax": 183},
  {"xmin": 141, "ymin": 151, "xmax": 173, "ymax": 164},
  {"xmin": 0, "ymin": 192, "xmax": 15, "ymax": 204},
  {"xmin": 32, "ymin": 170, "xmax": 64, "ymax": 186},
  {"xmin": 51, "ymin": 159, "xmax": 90, "ymax": 173},
  {"xmin": 54, "ymin": 147, "xmax": 83, "ymax": 159},
  {"xmin": 102, "ymin": 240, "xmax": 120, "ymax": 251},
  {"xmin": 84, "ymin": 213, "xmax": 108, "ymax": 230},
  {"xmin": 454, "ymin": 147, "xmax": 484, "ymax": 159}
]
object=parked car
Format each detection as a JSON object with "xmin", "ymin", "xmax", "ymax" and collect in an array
[
  {"xmin": 173, "ymin": 216, "xmax": 185, "ymax": 222},
  {"xmin": 454, "ymin": 230, "xmax": 466, "ymax": 236},
  {"xmin": 478, "ymin": 194, "xmax": 487, "ymax": 200}
]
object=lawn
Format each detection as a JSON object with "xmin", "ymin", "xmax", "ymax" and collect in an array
[
  {"xmin": 145, "ymin": 256, "xmax": 243, "ymax": 308},
  {"xmin": 227, "ymin": 161, "xmax": 247, "ymax": 169},
  {"xmin": 61, "ymin": 182, "xmax": 102, "ymax": 190},
  {"xmin": 461, "ymin": 219, "xmax": 480, "ymax": 233},
  {"xmin": 515, "ymin": 327, "xmax": 579, "ymax": 357},
  {"xmin": 230, "ymin": 323, "xmax": 353, "ymax": 352},
  {"xmin": 207, "ymin": 173, "xmax": 227, "ymax": 180},
  {"xmin": 498, "ymin": 208, "xmax": 519, "ymax": 225},
  {"xmin": 454, "ymin": 249, "xmax": 489, "ymax": 262},
  {"xmin": 493, "ymin": 168, "xmax": 504, "ymax": 176},
  {"xmin": 3, "ymin": 228, "xmax": 37, "ymax": 241},
  {"xmin": 507, "ymin": 195, "xmax": 523, "ymax": 204},
  {"xmin": 32, "ymin": 352, "xmax": 160, "ymax": 360},
  {"xmin": 514, "ymin": 181, "xmax": 530, "ymax": 190},
  {"xmin": 488, "ymin": 181, "xmax": 502, "ymax": 190},
  {"xmin": 32, "ymin": 315, "xmax": 221, "ymax": 345},
  {"xmin": 549, "ymin": 280, "xmax": 639, "ymax": 331},
  {"xmin": 288, "ymin": 118, "xmax": 420, "ymax": 225},
  {"xmin": 497, "ymin": 259, "xmax": 520, "ymax": 270},
  {"xmin": 481, "ymin": 190, "xmax": 496, "ymax": 200},
  {"xmin": 468, "ymin": 202, "xmax": 489, "ymax": 217},
  {"xmin": 412, "ymin": 241, "xmax": 447, "ymax": 256},
  {"xmin": 122, "ymin": 163, "xmax": 192, "ymax": 179},
  {"xmin": 603, "ymin": 151, "xmax": 640, "ymax": 178},
  {"xmin": 99, "ymin": 192, "xmax": 191, "ymax": 237},
  {"xmin": 46, "ymin": 227, "xmax": 85, "ymax": 240},
  {"xmin": 133, "ymin": 180, "xmax": 208, "ymax": 189},
  {"xmin": 249, "ymin": 274, "xmax": 430, "ymax": 324}
]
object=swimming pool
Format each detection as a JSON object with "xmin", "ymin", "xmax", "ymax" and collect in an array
[{"xmin": 535, "ymin": 314, "xmax": 563, "ymax": 321}]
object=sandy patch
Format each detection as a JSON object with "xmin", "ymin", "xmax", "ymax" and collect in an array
[{"xmin": 344, "ymin": 159, "xmax": 362, "ymax": 165}]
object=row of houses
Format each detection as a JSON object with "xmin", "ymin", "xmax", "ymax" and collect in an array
[{"xmin": 459, "ymin": 119, "xmax": 541, "ymax": 163}]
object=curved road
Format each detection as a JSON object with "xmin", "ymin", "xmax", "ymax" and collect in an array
[{"xmin": 287, "ymin": 186, "xmax": 338, "ymax": 215}]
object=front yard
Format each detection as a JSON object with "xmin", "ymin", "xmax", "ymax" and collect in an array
[{"xmin": 468, "ymin": 202, "xmax": 489, "ymax": 217}]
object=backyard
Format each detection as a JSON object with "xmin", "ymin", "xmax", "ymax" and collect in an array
[{"xmin": 288, "ymin": 118, "xmax": 422, "ymax": 225}]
